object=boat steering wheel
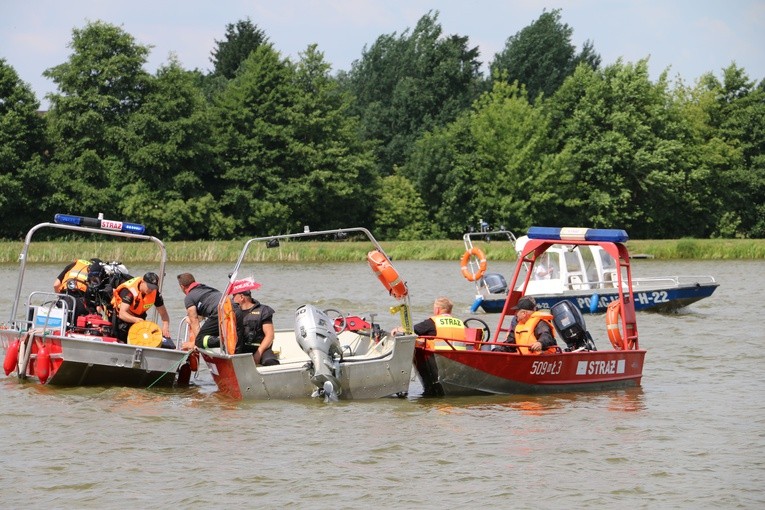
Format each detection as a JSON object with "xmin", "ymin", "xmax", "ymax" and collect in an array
[
  {"xmin": 463, "ymin": 317, "xmax": 491, "ymax": 350},
  {"xmin": 323, "ymin": 308, "xmax": 347, "ymax": 333}
]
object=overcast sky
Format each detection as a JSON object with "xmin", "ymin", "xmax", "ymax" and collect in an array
[{"xmin": 3, "ymin": 0, "xmax": 763, "ymax": 108}]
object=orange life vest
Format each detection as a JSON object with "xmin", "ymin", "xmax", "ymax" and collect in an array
[
  {"xmin": 58, "ymin": 259, "xmax": 90, "ymax": 293},
  {"xmin": 426, "ymin": 314, "xmax": 466, "ymax": 350},
  {"xmin": 112, "ymin": 277, "xmax": 157, "ymax": 317},
  {"xmin": 514, "ymin": 311, "xmax": 557, "ymax": 355}
]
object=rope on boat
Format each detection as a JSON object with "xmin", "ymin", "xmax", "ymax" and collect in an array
[{"xmin": 146, "ymin": 349, "xmax": 191, "ymax": 389}]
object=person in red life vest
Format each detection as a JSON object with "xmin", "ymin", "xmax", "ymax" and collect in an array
[
  {"xmin": 111, "ymin": 272, "xmax": 171, "ymax": 343},
  {"xmin": 53, "ymin": 258, "xmax": 106, "ymax": 321},
  {"xmin": 392, "ymin": 297, "xmax": 465, "ymax": 349},
  {"xmin": 177, "ymin": 273, "xmax": 222, "ymax": 350},
  {"xmin": 512, "ymin": 296, "xmax": 559, "ymax": 354}
]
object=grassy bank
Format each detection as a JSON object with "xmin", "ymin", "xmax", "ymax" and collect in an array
[{"xmin": 0, "ymin": 237, "xmax": 763, "ymax": 264}]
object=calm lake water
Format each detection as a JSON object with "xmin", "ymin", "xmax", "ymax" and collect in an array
[{"xmin": 1, "ymin": 259, "xmax": 763, "ymax": 508}]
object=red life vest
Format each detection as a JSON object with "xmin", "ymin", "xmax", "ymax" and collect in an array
[{"xmin": 112, "ymin": 277, "xmax": 157, "ymax": 317}]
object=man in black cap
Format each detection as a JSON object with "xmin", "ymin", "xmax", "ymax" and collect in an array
[
  {"xmin": 111, "ymin": 272, "xmax": 171, "ymax": 343},
  {"xmin": 510, "ymin": 296, "xmax": 558, "ymax": 354}
]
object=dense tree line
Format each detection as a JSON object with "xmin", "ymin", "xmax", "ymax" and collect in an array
[{"xmin": 1, "ymin": 9, "xmax": 762, "ymax": 240}]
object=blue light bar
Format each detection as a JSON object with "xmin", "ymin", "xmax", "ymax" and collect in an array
[
  {"xmin": 527, "ymin": 226, "xmax": 629, "ymax": 243},
  {"xmin": 54, "ymin": 214, "xmax": 146, "ymax": 235}
]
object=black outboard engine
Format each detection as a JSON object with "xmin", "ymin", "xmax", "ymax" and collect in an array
[
  {"xmin": 479, "ymin": 273, "xmax": 508, "ymax": 295},
  {"xmin": 551, "ymin": 300, "xmax": 596, "ymax": 352}
]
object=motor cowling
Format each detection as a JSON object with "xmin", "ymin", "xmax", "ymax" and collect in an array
[
  {"xmin": 551, "ymin": 300, "xmax": 596, "ymax": 351},
  {"xmin": 294, "ymin": 304, "xmax": 343, "ymax": 398}
]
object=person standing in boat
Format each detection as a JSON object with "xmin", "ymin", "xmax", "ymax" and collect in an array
[
  {"xmin": 511, "ymin": 296, "xmax": 558, "ymax": 354},
  {"xmin": 177, "ymin": 273, "xmax": 222, "ymax": 351},
  {"xmin": 392, "ymin": 297, "xmax": 465, "ymax": 349},
  {"xmin": 111, "ymin": 272, "xmax": 171, "ymax": 343},
  {"xmin": 53, "ymin": 258, "xmax": 106, "ymax": 321}
]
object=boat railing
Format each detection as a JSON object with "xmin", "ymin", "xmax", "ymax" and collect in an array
[
  {"xmin": 20, "ymin": 291, "xmax": 76, "ymax": 333},
  {"xmin": 632, "ymin": 275, "xmax": 717, "ymax": 288}
]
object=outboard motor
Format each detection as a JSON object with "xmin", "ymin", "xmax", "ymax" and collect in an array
[
  {"xmin": 295, "ymin": 304, "xmax": 344, "ymax": 399},
  {"xmin": 551, "ymin": 300, "xmax": 596, "ymax": 352},
  {"xmin": 479, "ymin": 273, "xmax": 508, "ymax": 294}
]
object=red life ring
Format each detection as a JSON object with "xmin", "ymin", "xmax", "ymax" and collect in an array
[
  {"xmin": 367, "ymin": 251, "xmax": 408, "ymax": 300},
  {"xmin": 606, "ymin": 300, "xmax": 624, "ymax": 350},
  {"xmin": 460, "ymin": 247, "xmax": 487, "ymax": 282},
  {"xmin": 3, "ymin": 338, "xmax": 20, "ymax": 376}
]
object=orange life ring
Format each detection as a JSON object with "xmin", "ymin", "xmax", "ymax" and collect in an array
[
  {"xmin": 217, "ymin": 296, "xmax": 238, "ymax": 355},
  {"xmin": 460, "ymin": 247, "xmax": 487, "ymax": 282},
  {"xmin": 606, "ymin": 300, "xmax": 624, "ymax": 350},
  {"xmin": 367, "ymin": 251, "xmax": 408, "ymax": 300}
]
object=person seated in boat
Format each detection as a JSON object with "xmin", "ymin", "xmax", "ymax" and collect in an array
[
  {"xmin": 510, "ymin": 296, "xmax": 559, "ymax": 354},
  {"xmin": 53, "ymin": 257, "xmax": 107, "ymax": 322},
  {"xmin": 533, "ymin": 253, "xmax": 555, "ymax": 280},
  {"xmin": 177, "ymin": 273, "xmax": 223, "ymax": 351},
  {"xmin": 392, "ymin": 297, "xmax": 466, "ymax": 350},
  {"xmin": 186, "ymin": 278, "xmax": 279, "ymax": 366},
  {"xmin": 232, "ymin": 280, "xmax": 279, "ymax": 365},
  {"xmin": 110, "ymin": 272, "xmax": 171, "ymax": 343}
]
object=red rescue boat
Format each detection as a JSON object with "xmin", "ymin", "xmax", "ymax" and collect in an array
[{"xmin": 414, "ymin": 226, "xmax": 646, "ymax": 396}]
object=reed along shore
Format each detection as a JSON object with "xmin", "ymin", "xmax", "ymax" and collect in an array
[{"xmin": 0, "ymin": 237, "xmax": 762, "ymax": 264}]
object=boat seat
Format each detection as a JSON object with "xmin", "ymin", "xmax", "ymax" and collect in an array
[{"xmin": 569, "ymin": 274, "xmax": 586, "ymax": 290}]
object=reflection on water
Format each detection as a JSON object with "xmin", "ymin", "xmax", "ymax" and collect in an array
[{"xmin": 1, "ymin": 260, "xmax": 764, "ymax": 508}]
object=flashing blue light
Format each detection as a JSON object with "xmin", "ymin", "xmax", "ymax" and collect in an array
[
  {"xmin": 527, "ymin": 226, "xmax": 629, "ymax": 243},
  {"xmin": 53, "ymin": 214, "xmax": 146, "ymax": 235}
]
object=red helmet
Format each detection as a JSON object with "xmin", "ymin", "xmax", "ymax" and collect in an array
[{"xmin": 229, "ymin": 277, "xmax": 262, "ymax": 295}]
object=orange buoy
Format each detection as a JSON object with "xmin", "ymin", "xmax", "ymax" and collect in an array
[
  {"xmin": 3, "ymin": 338, "xmax": 20, "ymax": 376},
  {"xmin": 36, "ymin": 344, "xmax": 51, "ymax": 384},
  {"xmin": 367, "ymin": 251, "xmax": 408, "ymax": 300},
  {"xmin": 217, "ymin": 296, "xmax": 238, "ymax": 355},
  {"xmin": 460, "ymin": 247, "xmax": 487, "ymax": 282},
  {"xmin": 606, "ymin": 300, "xmax": 624, "ymax": 350}
]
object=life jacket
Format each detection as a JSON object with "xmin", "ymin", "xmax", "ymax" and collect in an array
[
  {"xmin": 426, "ymin": 314, "xmax": 466, "ymax": 350},
  {"xmin": 111, "ymin": 276, "xmax": 157, "ymax": 317},
  {"xmin": 514, "ymin": 311, "xmax": 557, "ymax": 355},
  {"xmin": 59, "ymin": 259, "xmax": 91, "ymax": 293}
]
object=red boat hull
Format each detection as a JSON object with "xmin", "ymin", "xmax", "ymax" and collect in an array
[{"xmin": 414, "ymin": 345, "xmax": 645, "ymax": 396}]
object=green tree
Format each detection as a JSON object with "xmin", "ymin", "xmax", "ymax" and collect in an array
[
  {"xmin": 698, "ymin": 65, "xmax": 765, "ymax": 237},
  {"xmin": 373, "ymin": 174, "xmax": 431, "ymax": 240},
  {"xmin": 213, "ymin": 45, "xmax": 297, "ymax": 235},
  {"xmin": 0, "ymin": 59, "xmax": 49, "ymax": 237},
  {"xmin": 542, "ymin": 59, "xmax": 719, "ymax": 237},
  {"xmin": 343, "ymin": 11, "xmax": 482, "ymax": 174},
  {"xmin": 491, "ymin": 9, "xmax": 600, "ymax": 101},
  {"xmin": 210, "ymin": 18, "xmax": 269, "ymax": 79},
  {"xmin": 118, "ymin": 58, "xmax": 234, "ymax": 239},
  {"xmin": 282, "ymin": 44, "xmax": 377, "ymax": 231},
  {"xmin": 403, "ymin": 80, "xmax": 549, "ymax": 237},
  {"xmin": 43, "ymin": 21, "xmax": 152, "ymax": 217}
]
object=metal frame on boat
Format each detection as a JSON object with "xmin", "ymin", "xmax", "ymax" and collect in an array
[
  {"xmin": 1, "ymin": 214, "xmax": 191, "ymax": 387},
  {"xmin": 415, "ymin": 227, "xmax": 647, "ymax": 397},
  {"xmin": 462, "ymin": 229, "xmax": 718, "ymax": 314},
  {"xmin": 195, "ymin": 227, "xmax": 416, "ymax": 401}
]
